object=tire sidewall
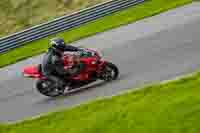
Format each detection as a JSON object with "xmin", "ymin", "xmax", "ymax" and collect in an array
[
  {"xmin": 36, "ymin": 79, "xmax": 60, "ymax": 97},
  {"xmin": 102, "ymin": 62, "xmax": 119, "ymax": 81}
]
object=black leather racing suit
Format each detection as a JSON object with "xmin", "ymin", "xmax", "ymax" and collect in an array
[{"xmin": 41, "ymin": 45, "xmax": 84, "ymax": 91}]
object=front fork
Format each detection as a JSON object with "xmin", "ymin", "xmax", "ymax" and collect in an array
[{"xmin": 96, "ymin": 60, "xmax": 108, "ymax": 79}]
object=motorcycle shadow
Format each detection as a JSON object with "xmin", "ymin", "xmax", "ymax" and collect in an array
[
  {"xmin": 61, "ymin": 74, "xmax": 125, "ymax": 97},
  {"xmin": 37, "ymin": 74, "xmax": 125, "ymax": 104},
  {"xmin": 39, "ymin": 80, "xmax": 109, "ymax": 103},
  {"xmin": 63, "ymin": 80, "xmax": 108, "ymax": 96}
]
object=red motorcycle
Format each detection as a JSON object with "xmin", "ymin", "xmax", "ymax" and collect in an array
[{"xmin": 23, "ymin": 48, "xmax": 119, "ymax": 97}]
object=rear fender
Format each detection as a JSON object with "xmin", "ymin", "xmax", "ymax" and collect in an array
[{"xmin": 23, "ymin": 64, "xmax": 43, "ymax": 79}]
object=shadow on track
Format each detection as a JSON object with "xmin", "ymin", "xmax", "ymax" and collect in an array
[
  {"xmin": 35, "ymin": 81, "xmax": 108, "ymax": 104},
  {"xmin": 35, "ymin": 73, "xmax": 127, "ymax": 105}
]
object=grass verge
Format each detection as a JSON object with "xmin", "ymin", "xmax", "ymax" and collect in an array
[
  {"xmin": 0, "ymin": 0, "xmax": 192, "ymax": 68},
  {"xmin": 0, "ymin": 0, "xmax": 108, "ymax": 37},
  {"xmin": 1, "ymin": 71, "xmax": 200, "ymax": 132}
]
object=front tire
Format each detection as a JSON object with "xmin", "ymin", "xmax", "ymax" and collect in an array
[
  {"xmin": 36, "ymin": 79, "xmax": 61, "ymax": 97},
  {"xmin": 101, "ymin": 62, "xmax": 119, "ymax": 81}
]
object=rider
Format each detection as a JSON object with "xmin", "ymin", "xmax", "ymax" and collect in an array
[{"xmin": 41, "ymin": 38, "xmax": 85, "ymax": 93}]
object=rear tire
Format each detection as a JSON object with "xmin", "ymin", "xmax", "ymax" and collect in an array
[{"xmin": 36, "ymin": 79, "xmax": 61, "ymax": 97}]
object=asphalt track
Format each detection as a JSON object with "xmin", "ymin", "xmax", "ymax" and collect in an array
[{"xmin": 0, "ymin": 2, "xmax": 200, "ymax": 123}]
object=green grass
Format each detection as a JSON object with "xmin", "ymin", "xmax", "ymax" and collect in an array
[
  {"xmin": 1, "ymin": 71, "xmax": 200, "ymax": 133},
  {"xmin": 0, "ymin": 0, "xmax": 108, "ymax": 37},
  {"xmin": 0, "ymin": 0, "xmax": 192, "ymax": 68}
]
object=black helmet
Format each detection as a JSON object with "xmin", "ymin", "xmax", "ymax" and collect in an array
[{"xmin": 50, "ymin": 38, "xmax": 66, "ymax": 52}]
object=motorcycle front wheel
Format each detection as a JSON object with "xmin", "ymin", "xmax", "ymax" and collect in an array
[{"xmin": 101, "ymin": 62, "xmax": 119, "ymax": 81}]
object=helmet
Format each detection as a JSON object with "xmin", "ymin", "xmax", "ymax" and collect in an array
[{"xmin": 50, "ymin": 38, "xmax": 66, "ymax": 52}]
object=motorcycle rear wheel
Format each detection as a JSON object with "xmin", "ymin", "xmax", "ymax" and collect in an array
[{"xmin": 36, "ymin": 79, "xmax": 62, "ymax": 97}]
